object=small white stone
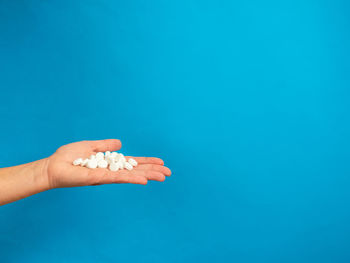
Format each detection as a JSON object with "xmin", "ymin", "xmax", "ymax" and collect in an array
[
  {"xmin": 125, "ymin": 162, "xmax": 133, "ymax": 170},
  {"xmin": 96, "ymin": 152, "xmax": 104, "ymax": 160},
  {"xmin": 109, "ymin": 162, "xmax": 119, "ymax": 172},
  {"xmin": 117, "ymin": 160, "xmax": 125, "ymax": 169},
  {"xmin": 81, "ymin": 159, "xmax": 89, "ymax": 167},
  {"xmin": 105, "ymin": 156, "xmax": 114, "ymax": 164},
  {"xmin": 97, "ymin": 159, "xmax": 108, "ymax": 169},
  {"xmin": 72, "ymin": 151, "xmax": 138, "ymax": 170},
  {"xmin": 119, "ymin": 155, "xmax": 126, "ymax": 163},
  {"xmin": 114, "ymin": 155, "xmax": 120, "ymax": 162},
  {"xmin": 73, "ymin": 158, "xmax": 83, "ymax": 166},
  {"xmin": 128, "ymin": 158, "xmax": 138, "ymax": 167},
  {"xmin": 87, "ymin": 159, "xmax": 98, "ymax": 169}
]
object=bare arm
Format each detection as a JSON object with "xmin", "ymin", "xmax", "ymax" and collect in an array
[
  {"xmin": 0, "ymin": 139, "xmax": 171, "ymax": 206},
  {"xmin": 0, "ymin": 159, "xmax": 49, "ymax": 205}
]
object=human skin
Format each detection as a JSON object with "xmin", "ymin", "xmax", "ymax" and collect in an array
[{"xmin": 0, "ymin": 139, "xmax": 171, "ymax": 206}]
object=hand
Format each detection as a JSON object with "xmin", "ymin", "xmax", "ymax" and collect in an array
[{"xmin": 42, "ymin": 139, "xmax": 171, "ymax": 189}]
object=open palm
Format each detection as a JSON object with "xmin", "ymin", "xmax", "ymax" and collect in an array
[{"xmin": 44, "ymin": 139, "xmax": 171, "ymax": 189}]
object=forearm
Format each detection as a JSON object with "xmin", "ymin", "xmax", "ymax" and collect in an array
[{"xmin": 0, "ymin": 159, "xmax": 50, "ymax": 206}]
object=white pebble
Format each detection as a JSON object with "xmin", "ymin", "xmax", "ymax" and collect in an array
[
  {"xmin": 119, "ymin": 155, "xmax": 126, "ymax": 163},
  {"xmin": 105, "ymin": 156, "xmax": 114, "ymax": 164},
  {"xmin": 81, "ymin": 159, "xmax": 89, "ymax": 167},
  {"xmin": 117, "ymin": 160, "xmax": 125, "ymax": 169},
  {"xmin": 73, "ymin": 151, "xmax": 142, "ymax": 172},
  {"xmin": 125, "ymin": 162, "xmax": 133, "ymax": 170},
  {"xmin": 73, "ymin": 158, "xmax": 83, "ymax": 166},
  {"xmin": 87, "ymin": 159, "xmax": 98, "ymax": 169},
  {"xmin": 95, "ymin": 152, "xmax": 104, "ymax": 160},
  {"xmin": 97, "ymin": 159, "xmax": 108, "ymax": 168},
  {"xmin": 114, "ymin": 154, "xmax": 120, "ymax": 162},
  {"xmin": 109, "ymin": 162, "xmax": 119, "ymax": 172},
  {"xmin": 128, "ymin": 158, "xmax": 138, "ymax": 167}
]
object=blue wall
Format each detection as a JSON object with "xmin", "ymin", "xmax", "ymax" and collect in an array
[{"xmin": 0, "ymin": 1, "xmax": 350, "ymax": 262}]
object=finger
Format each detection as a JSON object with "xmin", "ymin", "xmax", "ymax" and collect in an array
[
  {"xmin": 125, "ymin": 169, "xmax": 166, "ymax": 182},
  {"xmin": 90, "ymin": 139, "xmax": 122, "ymax": 152},
  {"xmin": 89, "ymin": 168, "xmax": 147, "ymax": 185},
  {"xmin": 113, "ymin": 174, "xmax": 148, "ymax": 185},
  {"xmin": 126, "ymin": 157, "xmax": 164, "ymax": 165},
  {"xmin": 135, "ymin": 164, "xmax": 172, "ymax": 176}
]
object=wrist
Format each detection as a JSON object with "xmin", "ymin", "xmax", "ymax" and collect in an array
[
  {"xmin": 32, "ymin": 158, "xmax": 51, "ymax": 192},
  {"xmin": 0, "ymin": 157, "xmax": 51, "ymax": 205}
]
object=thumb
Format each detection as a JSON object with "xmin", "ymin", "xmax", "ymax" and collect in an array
[{"xmin": 90, "ymin": 139, "xmax": 122, "ymax": 152}]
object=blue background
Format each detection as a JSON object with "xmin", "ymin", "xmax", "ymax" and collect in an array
[{"xmin": 0, "ymin": 0, "xmax": 350, "ymax": 262}]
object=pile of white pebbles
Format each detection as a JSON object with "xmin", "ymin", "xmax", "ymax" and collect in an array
[{"xmin": 72, "ymin": 151, "xmax": 138, "ymax": 171}]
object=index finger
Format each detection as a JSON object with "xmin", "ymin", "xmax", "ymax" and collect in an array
[{"xmin": 126, "ymin": 157, "xmax": 164, "ymax": 165}]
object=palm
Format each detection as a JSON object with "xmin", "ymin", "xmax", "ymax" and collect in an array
[{"xmin": 45, "ymin": 139, "xmax": 171, "ymax": 189}]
